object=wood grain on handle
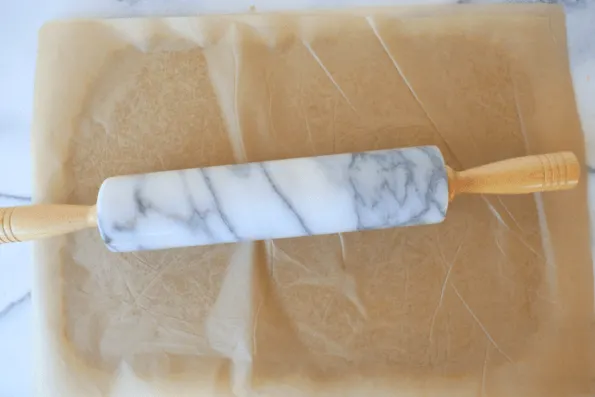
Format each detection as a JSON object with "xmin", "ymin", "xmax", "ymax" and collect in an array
[
  {"xmin": 447, "ymin": 151, "xmax": 580, "ymax": 201},
  {"xmin": 0, "ymin": 205, "xmax": 97, "ymax": 243}
]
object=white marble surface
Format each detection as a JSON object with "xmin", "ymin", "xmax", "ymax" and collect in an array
[
  {"xmin": 0, "ymin": 0, "xmax": 594, "ymax": 395},
  {"xmin": 97, "ymin": 147, "xmax": 448, "ymax": 251}
]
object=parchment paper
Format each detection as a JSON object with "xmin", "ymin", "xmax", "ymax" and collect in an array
[{"xmin": 32, "ymin": 5, "xmax": 594, "ymax": 397}]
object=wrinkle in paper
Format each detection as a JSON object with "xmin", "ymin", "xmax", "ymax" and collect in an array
[{"xmin": 31, "ymin": 5, "xmax": 593, "ymax": 397}]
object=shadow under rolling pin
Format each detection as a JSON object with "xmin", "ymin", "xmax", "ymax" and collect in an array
[{"xmin": 0, "ymin": 146, "xmax": 580, "ymax": 252}]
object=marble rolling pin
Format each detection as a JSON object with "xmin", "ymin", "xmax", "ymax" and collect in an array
[{"xmin": 0, "ymin": 146, "xmax": 580, "ymax": 252}]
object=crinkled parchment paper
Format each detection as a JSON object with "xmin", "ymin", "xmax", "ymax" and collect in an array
[{"xmin": 32, "ymin": 5, "xmax": 593, "ymax": 397}]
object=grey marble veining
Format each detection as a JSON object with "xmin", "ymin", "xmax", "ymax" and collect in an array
[
  {"xmin": 0, "ymin": 293, "xmax": 31, "ymax": 321},
  {"xmin": 97, "ymin": 146, "xmax": 449, "ymax": 252},
  {"xmin": 0, "ymin": 193, "xmax": 30, "ymax": 202}
]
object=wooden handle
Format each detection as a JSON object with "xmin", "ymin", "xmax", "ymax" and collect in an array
[
  {"xmin": 0, "ymin": 205, "xmax": 97, "ymax": 244},
  {"xmin": 447, "ymin": 151, "xmax": 580, "ymax": 201}
]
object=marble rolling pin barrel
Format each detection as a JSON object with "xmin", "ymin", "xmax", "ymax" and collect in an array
[{"xmin": 0, "ymin": 146, "xmax": 580, "ymax": 252}]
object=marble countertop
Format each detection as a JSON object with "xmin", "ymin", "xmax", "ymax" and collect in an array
[{"xmin": 1, "ymin": 0, "xmax": 594, "ymax": 395}]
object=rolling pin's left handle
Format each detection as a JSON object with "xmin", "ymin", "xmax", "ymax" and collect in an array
[{"xmin": 0, "ymin": 205, "xmax": 97, "ymax": 244}]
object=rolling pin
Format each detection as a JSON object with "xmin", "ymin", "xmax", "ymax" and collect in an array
[{"xmin": 0, "ymin": 146, "xmax": 580, "ymax": 252}]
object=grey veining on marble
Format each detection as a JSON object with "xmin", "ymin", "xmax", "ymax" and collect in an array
[
  {"xmin": 97, "ymin": 146, "xmax": 449, "ymax": 252},
  {"xmin": 0, "ymin": 193, "xmax": 30, "ymax": 202},
  {"xmin": 0, "ymin": 293, "xmax": 31, "ymax": 321}
]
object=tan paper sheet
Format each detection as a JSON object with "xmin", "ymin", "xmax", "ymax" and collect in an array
[{"xmin": 32, "ymin": 5, "xmax": 594, "ymax": 397}]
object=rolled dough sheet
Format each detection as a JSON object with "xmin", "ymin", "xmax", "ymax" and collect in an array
[{"xmin": 32, "ymin": 5, "xmax": 594, "ymax": 397}]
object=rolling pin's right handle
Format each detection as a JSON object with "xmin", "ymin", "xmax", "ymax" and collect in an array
[
  {"xmin": 0, "ymin": 205, "xmax": 97, "ymax": 244},
  {"xmin": 447, "ymin": 151, "xmax": 580, "ymax": 201}
]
